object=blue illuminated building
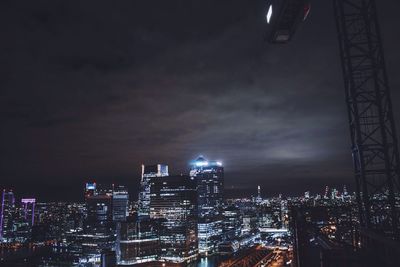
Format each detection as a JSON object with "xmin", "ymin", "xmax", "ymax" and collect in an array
[
  {"xmin": 112, "ymin": 185, "xmax": 129, "ymax": 222},
  {"xmin": 190, "ymin": 156, "xmax": 224, "ymax": 218},
  {"xmin": 190, "ymin": 156, "xmax": 224, "ymax": 255}
]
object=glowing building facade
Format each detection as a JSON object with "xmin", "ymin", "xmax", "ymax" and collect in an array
[
  {"xmin": 112, "ymin": 185, "xmax": 129, "ymax": 222},
  {"xmin": 190, "ymin": 156, "xmax": 224, "ymax": 218},
  {"xmin": 222, "ymin": 206, "xmax": 242, "ymax": 240},
  {"xmin": 0, "ymin": 189, "xmax": 15, "ymax": 241},
  {"xmin": 21, "ymin": 198, "xmax": 36, "ymax": 226},
  {"xmin": 198, "ymin": 218, "xmax": 223, "ymax": 255},
  {"xmin": 113, "ymin": 185, "xmax": 129, "ymax": 263},
  {"xmin": 149, "ymin": 174, "xmax": 198, "ymax": 263},
  {"xmin": 190, "ymin": 156, "xmax": 224, "ymax": 255},
  {"xmin": 138, "ymin": 164, "xmax": 168, "ymax": 218},
  {"xmin": 83, "ymin": 183, "xmax": 114, "ymax": 256}
]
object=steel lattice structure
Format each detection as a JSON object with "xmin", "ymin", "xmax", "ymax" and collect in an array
[{"xmin": 333, "ymin": 0, "xmax": 400, "ymax": 239}]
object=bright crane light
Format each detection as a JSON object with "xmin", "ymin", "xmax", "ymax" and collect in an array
[{"xmin": 266, "ymin": 5, "xmax": 273, "ymax": 24}]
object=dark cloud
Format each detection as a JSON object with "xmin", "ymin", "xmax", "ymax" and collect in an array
[{"xmin": 1, "ymin": 0, "xmax": 400, "ymax": 201}]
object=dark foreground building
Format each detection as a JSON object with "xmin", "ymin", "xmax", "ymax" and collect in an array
[
  {"xmin": 291, "ymin": 205, "xmax": 400, "ymax": 267},
  {"xmin": 117, "ymin": 216, "xmax": 160, "ymax": 265}
]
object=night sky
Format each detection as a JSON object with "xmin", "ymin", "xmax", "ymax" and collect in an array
[{"xmin": 1, "ymin": 0, "xmax": 400, "ymax": 201}]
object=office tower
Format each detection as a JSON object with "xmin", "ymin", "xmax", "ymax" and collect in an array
[
  {"xmin": 85, "ymin": 182, "xmax": 97, "ymax": 199},
  {"xmin": 256, "ymin": 185, "xmax": 262, "ymax": 204},
  {"xmin": 190, "ymin": 156, "xmax": 224, "ymax": 255},
  {"xmin": 113, "ymin": 184, "xmax": 129, "ymax": 263},
  {"xmin": 138, "ymin": 164, "xmax": 168, "ymax": 218},
  {"xmin": 149, "ymin": 174, "xmax": 198, "ymax": 263},
  {"xmin": 0, "ymin": 189, "xmax": 15, "ymax": 241},
  {"xmin": 82, "ymin": 183, "xmax": 114, "ymax": 258},
  {"xmin": 190, "ymin": 156, "xmax": 224, "ymax": 217},
  {"xmin": 324, "ymin": 186, "xmax": 329, "ymax": 199},
  {"xmin": 343, "ymin": 185, "xmax": 348, "ymax": 196},
  {"xmin": 21, "ymin": 198, "xmax": 36, "ymax": 226},
  {"xmin": 331, "ymin": 188, "xmax": 338, "ymax": 200},
  {"xmin": 112, "ymin": 185, "xmax": 129, "ymax": 222},
  {"xmin": 85, "ymin": 184, "xmax": 113, "ymax": 233},
  {"xmin": 198, "ymin": 217, "xmax": 223, "ymax": 255},
  {"xmin": 96, "ymin": 183, "xmax": 113, "ymax": 197},
  {"xmin": 222, "ymin": 206, "xmax": 242, "ymax": 240}
]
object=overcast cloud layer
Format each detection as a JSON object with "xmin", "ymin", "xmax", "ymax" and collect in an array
[{"xmin": 1, "ymin": 0, "xmax": 400, "ymax": 200}]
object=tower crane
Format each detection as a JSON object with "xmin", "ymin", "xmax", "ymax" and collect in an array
[{"xmin": 265, "ymin": 0, "xmax": 400, "ymax": 265}]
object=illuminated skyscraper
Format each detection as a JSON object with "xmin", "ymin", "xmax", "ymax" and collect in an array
[
  {"xmin": 256, "ymin": 185, "xmax": 262, "ymax": 204},
  {"xmin": 85, "ymin": 184, "xmax": 113, "ymax": 232},
  {"xmin": 222, "ymin": 206, "xmax": 242, "ymax": 240},
  {"xmin": 138, "ymin": 164, "xmax": 168, "ymax": 218},
  {"xmin": 190, "ymin": 156, "xmax": 224, "ymax": 255},
  {"xmin": 112, "ymin": 185, "xmax": 129, "ymax": 222},
  {"xmin": 149, "ymin": 174, "xmax": 198, "ymax": 263},
  {"xmin": 324, "ymin": 186, "xmax": 330, "ymax": 199},
  {"xmin": 0, "ymin": 189, "xmax": 15, "ymax": 241},
  {"xmin": 82, "ymin": 183, "xmax": 114, "ymax": 258},
  {"xmin": 331, "ymin": 188, "xmax": 338, "ymax": 200},
  {"xmin": 85, "ymin": 182, "xmax": 97, "ymax": 199},
  {"xmin": 198, "ymin": 217, "xmax": 223, "ymax": 255},
  {"xmin": 343, "ymin": 185, "xmax": 348, "ymax": 196},
  {"xmin": 190, "ymin": 156, "xmax": 224, "ymax": 218},
  {"xmin": 21, "ymin": 198, "xmax": 36, "ymax": 226},
  {"xmin": 113, "ymin": 185, "xmax": 129, "ymax": 263}
]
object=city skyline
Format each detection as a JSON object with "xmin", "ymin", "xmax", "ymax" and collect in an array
[
  {"xmin": 0, "ymin": 171, "xmax": 358, "ymax": 266},
  {"xmin": 1, "ymin": 1, "xmax": 400, "ymax": 205},
  {"xmin": 1, "ymin": 1, "xmax": 400, "ymax": 266},
  {"xmin": 0, "ymin": 155, "xmax": 355, "ymax": 202}
]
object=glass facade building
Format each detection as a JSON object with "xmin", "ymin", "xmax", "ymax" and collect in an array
[
  {"xmin": 190, "ymin": 156, "xmax": 224, "ymax": 255},
  {"xmin": 198, "ymin": 217, "xmax": 223, "ymax": 255},
  {"xmin": 0, "ymin": 189, "xmax": 15, "ymax": 241},
  {"xmin": 190, "ymin": 156, "xmax": 224, "ymax": 218},
  {"xmin": 149, "ymin": 174, "xmax": 198, "ymax": 263},
  {"xmin": 138, "ymin": 164, "xmax": 168, "ymax": 218},
  {"xmin": 117, "ymin": 216, "xmax": 160, "ymax": 265},
  {"xmin": 83, "ymin": 183, "xmax": 114, "ymax": 256},
  {"xmin": 112, "ymin": 185, "xmax": 129, "ymax": 222},
  {"xmin": 222, "ymin": 206, "xmax": 242, "ymax": 240}
]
